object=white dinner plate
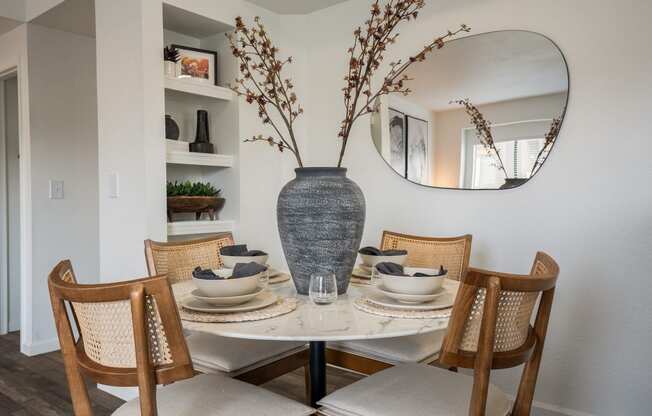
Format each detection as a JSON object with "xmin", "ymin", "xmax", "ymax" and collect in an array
[
  {"xmin": 182, "ymin": 291, "xmax": 277, "ymax": 313},
  {"xmin": 191, "ymin": 287, "xmax": 263, "ymax": 306},
  {"xmin": 367, "ymin": 287, "xmax": 455, "ymax": 310},
  {"xmin": 376, "ymin": 285, "xmax": 446, "ymax": 304}
]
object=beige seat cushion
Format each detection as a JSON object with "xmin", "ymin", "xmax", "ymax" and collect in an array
[
  {"xmin": 329, "ymin": 331, "xmax": 444, "ymax": 364},
  {"xmin": 113, "ymin": 373, "xmax": 314, "ymax": 416},
  {"xmin": 318, "ymin": 363, "xmax": 511, "ymax": 416},
  {"xmin": 187, "ymin": 332, "xmax": 307, "ymax": 375}
]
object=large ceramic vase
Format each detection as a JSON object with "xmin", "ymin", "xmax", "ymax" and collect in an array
[{"xmin": 277, "ymin": 167, "xmax": 366, "ymax": 295}]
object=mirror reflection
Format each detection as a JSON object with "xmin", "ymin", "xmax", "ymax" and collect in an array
[{"xmin": 370, "ymin": 30, "xmax": 569, "ymax": 189}]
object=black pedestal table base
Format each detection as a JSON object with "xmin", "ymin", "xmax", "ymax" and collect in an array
[{"xmin": 309, "ymin": 341, "xmax": 326, "ymax": 407}]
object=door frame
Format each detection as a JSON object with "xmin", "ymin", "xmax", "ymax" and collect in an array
[
  {"xmin": 0, "ymin": 53, "xmax": 33, "ymax": 355},
  {"xmin": 0, "ymin": 74, "xmax": 7, "ymax": 334}
]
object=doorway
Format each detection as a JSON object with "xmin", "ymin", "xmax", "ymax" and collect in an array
[{"xmin": 0, "ymin": 71, "xmax": 20, "ymax": 335}]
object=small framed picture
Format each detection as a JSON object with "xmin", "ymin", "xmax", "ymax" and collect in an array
[{"xmin": 171, "ymin": 44, "xmax": 218, "ymax": 85}]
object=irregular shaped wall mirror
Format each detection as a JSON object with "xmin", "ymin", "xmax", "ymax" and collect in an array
[{"xmin": 370, "ymin": 30, "xmax": 569, "ymax": 189}]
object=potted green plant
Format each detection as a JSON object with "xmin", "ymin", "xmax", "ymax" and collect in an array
[{"xmin": 167, "ymin": 181, "xmax": 224, "ymax": 222}]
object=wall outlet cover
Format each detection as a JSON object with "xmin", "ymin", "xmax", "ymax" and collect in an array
[{"xmin": 49, "ymin": 180, "xmax": 64, "ymax": 199}]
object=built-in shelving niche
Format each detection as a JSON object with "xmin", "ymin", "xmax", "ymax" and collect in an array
[{"xmin": 163, "ymin": 3, "xmax": 239, "ymax": 238}]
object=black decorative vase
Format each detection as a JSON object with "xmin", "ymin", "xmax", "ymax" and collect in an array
[
  {"xmin": 277, "ymin": 168, "xmax": 366, "ymax": 295},
  {"xmin": 165, "ymin": 115, "xmax": 179, "ymax": 140},
  {"xmin": 500, "ymin": 177, "xmax": 528, "ymax": 189},
  {"xmin": 190, "ymin": 109, "xmax": 214, "ymax": 153}
]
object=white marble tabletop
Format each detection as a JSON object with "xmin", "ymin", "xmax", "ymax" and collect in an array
[{"xmin": 175, "ymin": 279, "xmax": 456, "ymax": 342}]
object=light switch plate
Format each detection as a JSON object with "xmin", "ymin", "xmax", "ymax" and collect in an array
[
  {"xmin": 49, "ymin": 180, "xmax": 64, "ymax": 199},
  {"xmin": 108, "ymin": 172, "xmax": 119, "ymax": 198}
]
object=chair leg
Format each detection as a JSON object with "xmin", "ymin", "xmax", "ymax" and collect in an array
[{"xmin": 304, "ymin": 364, "xmax": 311, "ymax": 405}]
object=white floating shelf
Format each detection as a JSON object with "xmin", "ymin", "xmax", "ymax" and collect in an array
[
  {"xmin": 167, "ymin": 220, "xmax": 235, "ymax": 236},
  {"xmin": 165, "ymin": 77, "xmax": 234, "ymax": 101},
  {"xmin": 166, "ymin": 151, "xmax": 234, "ymax": 167},
  {"xmin": 165, "ymin": 140, "xmax": 234, "ymax": 167}
]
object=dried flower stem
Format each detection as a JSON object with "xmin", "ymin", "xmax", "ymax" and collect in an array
[
  {"xmin": 228, "ymin": 16, "xmax": 305, "ymax": 166},
  {"xmin": 530, "ymin": 117, "xmax": 562, "ymax": 177},
  {"xmin": 452, "ymin": 98, "xmax": 509, "ymax": 178},
  {"xmin": 337, "ymin": 0, "xmax": 469, "ymax": 167}
]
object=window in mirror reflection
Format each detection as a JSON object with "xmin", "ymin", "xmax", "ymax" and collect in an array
[{"xmin": 370, "ymin": 30, "xmax": 568, "ymax": 190}]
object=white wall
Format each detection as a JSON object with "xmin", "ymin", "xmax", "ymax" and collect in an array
[
  {"xmin": 95, "ymin": 0, "xmax": 166, "ymax": 282},
  {"xmin": 300, "ymin": 0, "xmax": 652, "ymax": 415},
  {"xmin": 26, "ymin": 23, "xmax": 99, "ymax": 349}
]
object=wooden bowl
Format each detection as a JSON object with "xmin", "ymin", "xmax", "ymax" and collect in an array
[{"xmin": 167, "ymin": 196, "xmax": 225, "ymax": 221}]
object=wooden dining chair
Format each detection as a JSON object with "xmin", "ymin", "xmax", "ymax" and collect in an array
[
  {"xmin": 144, "ymin": 235, "xmax": 309, "ymax": 386},
  {"xmin": 318, "ymin": 252, "xmax": 560, "ymax": 416},
  {"xmin": 327, "ymin": 231, "xmax": 472, "ymax": 375},
  {"xmin": 48, "ymin": 260, "xmax": 314, "ymax": 416}
]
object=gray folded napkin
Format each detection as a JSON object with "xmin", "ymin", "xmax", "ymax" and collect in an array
[
  {"xmin": 232, "ymin": 262, "xmax": 268, "ymax": 278},
  {"xmin": 192, "ymin": 263, "xmax": 267, "ymax": 280},
  {"xmin": 375, "ymin": 262, "xmax": 446, "ymax": 277},
  {"xmin": 358, "ymin": 246, "xmax": 408, "ymax": 256},
  {"xmin": 220, "ymin": 244, "xmax": 268, "ymax": 257},
  {"xmin": 192, "ymin": 267, "xmax": 220, "ymax": 280}
]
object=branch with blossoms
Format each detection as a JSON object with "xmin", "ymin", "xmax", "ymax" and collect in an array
[
  {"xmin": 451, "ymin": 98, "xmax": 510, "ymax": 178},
  {"xmin": 227, "ymin": 16, "xmax": 304, "ymax": 167},
  {"xmin": 337, "ymin": 0, "xmax": 469, "ymax": 167},
  {"xmin": 530, "ymin": 117, "xmax": 562, "ymax": 177}
]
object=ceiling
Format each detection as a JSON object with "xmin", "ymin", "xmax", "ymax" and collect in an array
[
  {"xmin": 31, "ymin": 0, "xmax": 94, "ymax": 37},
  {"xmin": 405, "ymin": 31, "xmax": 569, "ymax": 111},
  {"xmin": 246, "ymin": 0, "xmax": 349, "ymax": 14},
  {"xmin": 0, "ymin": 16, "xmax": 22, "ymax": 37}
]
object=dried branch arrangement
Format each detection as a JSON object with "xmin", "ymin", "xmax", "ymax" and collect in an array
[
  {"xmin": 229, "ymin": 1, "xmax": 469, "ymax": 167},
  {"xmin": 227, "ymin": 16, "xmax": 305, "ymax": 167},
  {"xmin": 337, "ymin": 0, "xmax": 469, "ymax": 166},
  {"xmin": 530, "ymin": 117, "xmax": 561, "ymax": 177},
  {"xmin": 452, "ymin": 98, "xmax": 510, "ymax": 178}
]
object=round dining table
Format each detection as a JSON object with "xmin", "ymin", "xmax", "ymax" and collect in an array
[{"xmin": 178, "ymin": 280, "xmax": 453, "ymax": 407}]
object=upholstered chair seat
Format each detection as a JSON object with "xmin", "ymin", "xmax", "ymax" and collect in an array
[
  {"xmin": 187, "ymin": 333, "xmax": 306, "ymax": 375},
  {"xmin": 318, "ymin": 363, "xmax": 510, "ymax": 416},
  {"xmin": 329, "ymin": 331, "xmax": 444, "ymax": 365},
  {"xmin": 113, "ymin": 373, "xmax": 313, "ymax": 416}
]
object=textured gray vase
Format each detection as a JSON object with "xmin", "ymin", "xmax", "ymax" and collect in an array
[{"xmin": 277, "ymin": 168, "xmax": 366, "ymax": 295}]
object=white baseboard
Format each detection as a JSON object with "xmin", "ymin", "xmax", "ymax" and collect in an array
[
  {"xmin": 98, "ymin": 385, "xmax": 139, "ymax": 401},
  {"xmin": 21, "ymin": 337, "xmax": 59, "ymax": 356},
  {"xmin": 531, "ymin": 399, "xmax": 596, "ymax": 416},
  {"xmin": 505, "ymin": 394, "xmax": 596, "ymax": 416}
]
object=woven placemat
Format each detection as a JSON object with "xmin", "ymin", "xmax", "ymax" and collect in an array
[
  {"xmin": 354, "ymin": 297, "xmax": 452, "ymax": 319},
  {"xmin": 350, "ymin": 276, "xmax": 371, "ymax": 285},
  {"xmin": 269, "ymin": 273, "xmax": 291, "ymax": 284},
  {"xmin": 180, "ymin": 298, "xmax": 297, "ymax": 323}
]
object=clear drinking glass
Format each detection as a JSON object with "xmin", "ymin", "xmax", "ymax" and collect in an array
[{"xmin": 309, "ymin": 273, "xmax": 338, "ymax": 305}]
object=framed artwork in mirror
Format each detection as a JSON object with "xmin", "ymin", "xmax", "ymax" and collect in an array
[
  {"xmin": 388, "ymin": 108, "xmax": 406, "ymax": 177},
  {"xmin": 370, "ymin": 30, "xmax": 569, "ymax": 190},
  {"xmin": 406, "ymin": 116, "xmax": 429, "ymax": 185}
]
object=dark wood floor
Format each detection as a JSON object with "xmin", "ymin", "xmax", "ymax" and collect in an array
[{"xmin": 0, "ymin": 332, "xmax": 362, "ymax": 415}]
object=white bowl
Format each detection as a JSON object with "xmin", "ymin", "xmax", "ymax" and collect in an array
[
  {"xmin": 221, "ymin": 254, "xmax": 269, "ymax": 268},
  {"xmin": 191, "ymin": 287, "xmax": 263, "ymax": 306},
  {"xmin": 192, "ymin": 273, "xmax": 261, "ymax": 297},
  {"xmin": 376, "ymin": 285, "xmax": 445, "ymax": 304},
  {"xmin": 359, "ymin": 253, "xmax": 407, "ymax": 268},
  {"xmin": 377, "ymin": 267, "xmax": 445, "ymax": 295}
]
